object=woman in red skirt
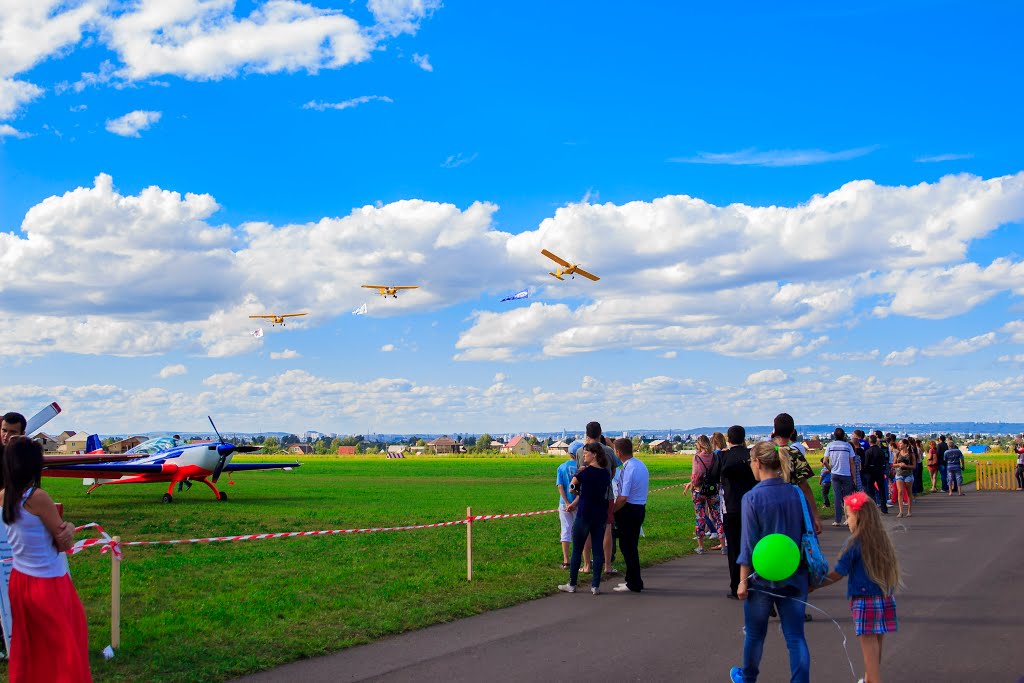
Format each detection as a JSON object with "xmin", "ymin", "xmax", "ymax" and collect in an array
[{"xmin": 1, "ymin": 437, "xmax": 91, "ymax": 682}]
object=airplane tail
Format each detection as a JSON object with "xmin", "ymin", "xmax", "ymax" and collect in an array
[
  {"xmin": 85, "ymin": 434, "xmax": 102, "ymax": 453},
  {"xmin": 549, "ymin": 272, "xmax": 565, "ymax": 280}
]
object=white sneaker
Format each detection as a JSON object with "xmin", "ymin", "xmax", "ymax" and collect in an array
[
  {"xmin": 557, "ymin": 583, "xmax": 576, "ymax": 593},
  {"xmin": 591, "ymin": 586, "xmax": 600, "ymax": 595},
  {"xmin": 708, "ymin": 533, "xmax": 719, "ymax": 539},
  {"xmin": 612, "ymin": 584, "xmax": 632, "ymax": 592}
]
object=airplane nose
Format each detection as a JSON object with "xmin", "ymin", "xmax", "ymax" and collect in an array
[{"xmin": 216, "ymin": 443, "xmax": 236, "ymax": 457}]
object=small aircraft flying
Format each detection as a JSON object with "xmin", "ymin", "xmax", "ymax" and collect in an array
[
  {"xmin": 362, "ymin": 285, "xmax": 419, "ymax": 299},
  {"xmin": 42, "ymin": 417, "xmax": 300, "ymax": 503},
  {"xmin": 541, "ymin": 250, "xmax": 600, "ymax": 281},
  {"xmin": 248, "ymin": 312, "xmax": 308, "ymax": 326}
]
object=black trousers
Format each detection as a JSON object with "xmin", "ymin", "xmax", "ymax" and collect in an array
[
  {"xmin": 723, "ymin": 512, "xmax": 742, "ymax": 597},
  {"xmin": 865, "ymin": 468, "xmax": 887, "ymax": 513},
  {"xmin": 913, "ymin": 462, "xmax": 924, "ymax": 495},
  {"xmin": 614, "ymin": 503, "xmax": 645, "ymax": 591}
]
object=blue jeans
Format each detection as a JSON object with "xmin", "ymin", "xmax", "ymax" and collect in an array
[
  {"xmin": 939, "ymin": 462, "xmax": 949, "ymax": 491},
  {"xmin": 568, "ymin": 515, "xmax": 605, "ymax": 588},
  {"xmin": 831, "ymin": 474, "xmax": 854, "ymax": 523},
  {"xmin": 741, "ymin": 585, "xmax": 810, "ymax": 682}
]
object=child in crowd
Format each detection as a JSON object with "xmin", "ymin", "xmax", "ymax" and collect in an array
[
  {"xmin": 1, "ymin": 437, "xmax": 91, "ymax": 683},
  {"xmin": 813, "ymin": 492, "xmax": 900, "ymax": 683},
  {"xmin": 820, "ymin": 457, "xmax": 832, "ymax": 507}
]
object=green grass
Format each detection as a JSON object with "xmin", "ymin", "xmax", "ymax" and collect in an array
[{"xmin": 3, "ymin": 456, "xmax": 703, "ymax": 682}]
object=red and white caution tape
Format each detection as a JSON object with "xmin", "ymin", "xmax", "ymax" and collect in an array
[
  {"xmin": 649, "ymin": 483, "xmax": 687, "ymax": 493},
  {"xmin": 67, "ymin": 522, "xmax": 122, "ymax": 560},
  {"xmin": 471, "ymin": 509, "xmax": 557, "ymax": 521}
]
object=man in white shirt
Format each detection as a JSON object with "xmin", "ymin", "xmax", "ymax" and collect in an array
[
  {"xmin": 825, "ymin": 427, "xmax": 856, "ymax": 527},
  {"xmin": 611, "ymin": 437, "xmax": 649, "ymax": 593}
]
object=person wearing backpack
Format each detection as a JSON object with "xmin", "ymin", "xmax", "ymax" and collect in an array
[{"xmin": 684, "ymin": 435, "xmax": 724, "ymax": 554}]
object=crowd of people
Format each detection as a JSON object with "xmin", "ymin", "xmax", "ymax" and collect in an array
[
  {"xmin": 0, "ymin": 411, "xmax": 92, "ymax": 682},
  {"xmin": 553, "ymin": 414, "xmax": 1024, "ymax": 683}
]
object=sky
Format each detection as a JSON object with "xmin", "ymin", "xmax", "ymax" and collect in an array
[{"xmin": 2, "ymin": 0, "xmax": 1024, "ymax": 436}]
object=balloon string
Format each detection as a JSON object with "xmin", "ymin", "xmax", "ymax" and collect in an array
[{"xmin": 747, "ymin": 588, "xmax": 859, "ymax": 682}]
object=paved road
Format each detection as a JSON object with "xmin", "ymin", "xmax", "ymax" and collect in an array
[{"xmin": 239, "ymin": 489, "xmax": 1024, "ymax": 682}]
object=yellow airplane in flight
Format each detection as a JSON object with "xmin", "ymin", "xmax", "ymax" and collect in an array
[
  {"xmin": 362, "ymin": 285, "xmax": 419, "ymax": 299},
  {"xmin": 248, "ymin": 312, "xmax": 308, "ymax": 326},
  {"xmin": 541, "ymin": 250, "xmax": 600, "ymax": 281}
]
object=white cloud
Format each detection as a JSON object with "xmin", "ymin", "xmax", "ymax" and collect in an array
[
  {"xmin": 368, "ymin": 0, "xmax": 440, "ymax": 37},
  {"xmin": 158, "ymin": 364, "xmax": 187, "ymax": 378},
  {"xmin": 922, "ymin": 332, "xmax": 998, "ymax": 357},
  {"xmin": 106, "ymin": 1, "xmax": 373, "ymax": 81},
  {"xmin": 379, "ymin": 344, "xmax": 395, "ymax": 352},
  {"xmin": 270, "ymin": 349, "xmax": 301, "ymax": 359},
  {"xmin": 998, "ymin": 354, "xmax": 1024, "ymax": 363},
  {"xmin": 412, "ymin": 52, "xmax": 432, "ymax": 71},
  {"xmin": 916, "ymin": 153, "xmax": 974, "ymax": 163},
  {"xmin": 1001, "ymin": 320, "xmax": 1024, "ymax": 343},
  {"xmin": 660, "ymin": 351, "xmax": 677, "ymax": 359},
  {"xmin": 670, "ymin": 146, "xmax": 877, "ymax": 167},
  {"xmin": 0, "ymin": 123, "xmax": 29, "ymax": 139},
  {"xmin": 105, "ymin": 109, "xmax": 162, "ymax": 137},
  {"xmin": 441, "ymin": 152, "xmax": 478, "ymax": 169},
  {"xmin": 0, "ymin": 78, "xmax": 44, "ymax": 119},
  {"xmin": 883, "ymin": 347, "xmax": 918, "ymax": 366},
  {"xmin": 820, "ymin": 349, "xmax": 880, "ymax": 361},
  {"xmin": 746, "ymin": 369, "xmax": 789, "ymax": 385},
  {"xmin": 303, "ymin": 95, "xmax": 392, "ymax": 111}
]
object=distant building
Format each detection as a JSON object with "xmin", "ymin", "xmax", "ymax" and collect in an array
[
  {"xmin": 548, "ymin": 440, "xmax": 570, "ymax": 455},
  {"xmin": 107, "ymin": 436, "xmax": 146, "ymax": 454},
  {"xmin": 427, "ymin": 436, "xmax": 458, "ymax": 454},
  {"xmin": 60, "ymin": 432, "xmax": 91, "ymax": 453},
  {"xmin": 803, "ymin": 439, "xmax": 824, "ymax": 452},
  {"xmin": 32, "ymin": 433, "xmax": 60, "ymax": 452},
  {"xmin": 648, "ymin": 439, "xmax": 674, "ymax": 453},
  {"xmin": 966, "ymin": 444, "xmax": 990, "ymax": 454},
  {"xmin": 288, "ymin": 443, "xmax": 313, "ymax": 455},
  {"xmin": 387, "ymin": 445, "xmax": 407, "ymax": 456},
  {"xmin": 502, "ymin": 435, "xmax": 532, "ymax": 455},
  {"xmin": 337, "ymin": 446, "xmax": 357, "ymax": 456}
]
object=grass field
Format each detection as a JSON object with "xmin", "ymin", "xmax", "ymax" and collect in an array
[{"xmin": 0, "ymin": 452, "xmax": 1002, "ymax": 681}]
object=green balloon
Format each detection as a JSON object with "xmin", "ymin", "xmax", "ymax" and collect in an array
[{"xmin": 752, "ymin": 533, "xmax": 800, "ymax": 581}]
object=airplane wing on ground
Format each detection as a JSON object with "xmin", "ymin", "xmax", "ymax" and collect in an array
[
  {"xmin": 43, "ymin": 453, "xmax": 145, "ymax": 466},
  {"xmin": 223, "ymin": 462, "xmax": 301, "ymax": 472},
  {"xmin": 574, "ymin": 268, "xmax": 600, "ymax": 281},
  {"xmin": 43, "ymin": 462, "xmax": 174, "ymax": 479},
  {"xmin": 541, "ymin": 249, "xmax": 571, "ymax": 267}
]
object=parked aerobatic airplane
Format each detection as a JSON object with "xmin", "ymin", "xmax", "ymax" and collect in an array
[
  {"xmin": 42, "ymin": 418, "xmax": 300, "ymax": 503},
  {"xmin": 248, "ymin": 312, "xmax": 308, "ymax": 326},
  {"xmin": 361, "ymin": 285, "xmax": 419, "ymax": 298}
]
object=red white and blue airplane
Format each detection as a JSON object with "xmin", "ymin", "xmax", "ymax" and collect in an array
[{"xmin": 43, "ymin": 417, "xmax": 300, "ymax": 504}]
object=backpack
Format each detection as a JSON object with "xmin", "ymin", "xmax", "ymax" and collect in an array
[{"xmin": 696, "ymin": 453, "xmax": 719, "ymax": 497}]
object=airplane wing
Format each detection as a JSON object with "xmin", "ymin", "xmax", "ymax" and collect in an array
[
  {"xmin": 574, "ymin": 268, "xmax": 600, "ymax": 281},
  {"xmin": 223, "ymin": 462, "xmax": 301, "ymax": 473},
  {"xmin": 43, "ymin": 453, "xmax": 145, "ymax": 466},
  {"xmin": 248, "ymin": 315, "xmax": 273, "ymax": 319},
  {"xmin": 541, "ymin": 249, "xmax": 571, "ymax": 267},
  {"xmin": 362, "ymin": 285, "xmax": 387, "ymax": 289},
  {"xmin": 43, "ymin": 462, "xmax": 173, "ymax": 479},
  {"xmin": 392, "ymin": 286, "xmax": 419, "ymax": 290},
  {"xmin": 280, "ymin": 313, "xmax": 308, "ymax": 318}
]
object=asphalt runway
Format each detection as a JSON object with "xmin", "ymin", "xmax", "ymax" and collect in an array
[{"xmin": 239, "ymin": 488, "xmax": 1023, "ymax": 682}]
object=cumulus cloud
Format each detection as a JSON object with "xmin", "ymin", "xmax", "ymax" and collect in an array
[
  {"xmin": 158, "ymin": 364, "xmax": 187, "ymax": 378},
  {"xmin": 105, "ymin": 110, "xmax": 161, "ymax": 137},
  {"xmin": 746, "ymin": 369, "xmax": 789, "ymax": 385},
  {"xmin": 820, "ymin": 350, "xmax": 880, "ymax": 361},
  {"xmin": 0, "ymin": 123, "xmax": 30, "ymax": 139},
  {"xmin": 916, "ymin": 153, "xmax": 974, "ymax": 163},
  {"xmin": 922, "ymin": 332, "xmax": 998, "ymax": 357},
  {"xmin": 412, "ymin": 52, "xmax": 432, "ymax": 71},
  {"xmin": 380, "ymin": 344, "xmax": 396, "ymax": 352},
  {"xmin": 303, "ymin": 95, "xmax": 392, "ymax": 111},
  {"xmin": 670, "ymin": 146, "xmax": 877, "ymax": 167},
  {"xmin": 368, "ymin": 0, "xmax": 440, "ymax": 37},
  {"xmin": 270, "ymin": 349, "xmax": 301, "ymax": 359},
  {"xmin": 0, "ymin": 78, "xmax": 44, "ymax": 119},
  {"xmin": 883, "ymin": 347, "xmax": 918, "ymax": 366}
]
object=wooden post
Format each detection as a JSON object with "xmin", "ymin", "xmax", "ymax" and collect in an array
[
  {"xmin": 111, "ymin": 536, "xmax": 121, "ymax": 649},
  {"xmin": 466, "ymin": 507, "xmax": 473, "ymax": 582}
]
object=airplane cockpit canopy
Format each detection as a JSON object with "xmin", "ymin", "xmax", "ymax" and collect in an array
[{"xmin": 126, "ymin": 436, "xmax": 180, "ymax": 455}]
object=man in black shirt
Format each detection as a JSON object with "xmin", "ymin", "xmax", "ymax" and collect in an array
[
  {"xmin": 936, "ymin": 435, "xmax": 949, "ymax": 492},
  {"xmin": 705, "ymin": 424, "xmax": 755, "ymax": 599}
]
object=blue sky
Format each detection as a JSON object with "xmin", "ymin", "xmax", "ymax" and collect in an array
[{"xmin": 2, "ymin": 0, "xmax": 1023, "ymax": 435}]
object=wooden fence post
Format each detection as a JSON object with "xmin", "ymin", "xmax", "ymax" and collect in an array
[
  {"xmin": 111, "ymin": 536, "xmax": 121, "ymax": 649},
  {"xmin": 466, "ymin": 507, "xmax": 473, "ymax": 582}
]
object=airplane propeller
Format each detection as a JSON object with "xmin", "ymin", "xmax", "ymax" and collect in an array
[{"xmin": 207, "ymin": 416, "xmax": 259, "ymax": 483}]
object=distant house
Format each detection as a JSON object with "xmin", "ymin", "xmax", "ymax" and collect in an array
[
  {"xmin": 32, "ymin": 433, "xmax": 60, "ymax": 452},
  {"xmin": 387, "ymin": 445, "xmax": 408, "ymax": 456},
  {"xmin": 548, "ymin": 440, "xmax": 570, "ymax": 455},
  {"xmin": 427, "ymin": 436, "xmax": 458, "ymax": 454},
  {"xmin": 803, "ymin": 439, "xmax": 824, "ymax": 452},
  {"xmin": 288, "ymin": 443, "xmax": 313, "ymax": 455},
  {"xmin": 648, "ymin": 439, "xmax": 674, "ymax": 453},
  {"xmin": 489, "ymin": 440, "xmax": 504, "ymax": 450},
  {"xmin": 56, "ymin": 430, "xmax": 76, "ymax": 446},
  {"xmin": 410, "ymin": 446, "xmax": 426, "ymax": 455},
  {"xmin": 502, "ymin": 435, "xmax": 533, "ymax": 455},
  {"xmin": 106, "ymin": 436, "xmax": 146, "ymax": 455},
  {"xmin": 60, "ymin": 431, "xmax": 92, "ymax": 453},
  {"xmin": 337, "ymin": 446, "xmax": 357, "ymax": 456}
]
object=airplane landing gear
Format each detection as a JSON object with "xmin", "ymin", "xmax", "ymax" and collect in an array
[
  {"xmin": 162, "ymin": 493, "xmax": 173, "ymax": 504},
  {"xmin": 218, "ymin": 491, "xmax": 228, "ymax": 502}
]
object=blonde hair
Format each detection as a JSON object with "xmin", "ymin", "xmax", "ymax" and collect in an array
[
  {"xmin": 695, "ymin": 435, "xmax": 712, "ymax": 455},
  {"xmin": 751, "ymin": 441, "xmax": 791, "ymax": 482},
  {"xmin": 843, "ymin": 499, "xmax": 901, "ymax": 595},
  {"xmin": 711, "ymin": 432, "xmax": 727, "ymax": 452}
]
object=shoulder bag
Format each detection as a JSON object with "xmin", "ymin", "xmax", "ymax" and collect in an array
[{"xmin": 795, "ymin": 486, "xmax": 829, "ymax": 587}]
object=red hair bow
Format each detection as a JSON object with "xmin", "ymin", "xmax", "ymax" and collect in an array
[{"xmin": 844, "ymin": 491, "xmax": 871, "ymax": 512}]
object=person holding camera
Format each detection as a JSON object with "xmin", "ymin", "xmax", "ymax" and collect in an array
[{"xmin": 559, "ymin": 442, "xmax": 612, "ymax": 595}]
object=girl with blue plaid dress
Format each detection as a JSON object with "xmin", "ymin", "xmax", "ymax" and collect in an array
[{"xmin": 812, "ymin": 491, "xmax": 901, "ymax": 683}]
